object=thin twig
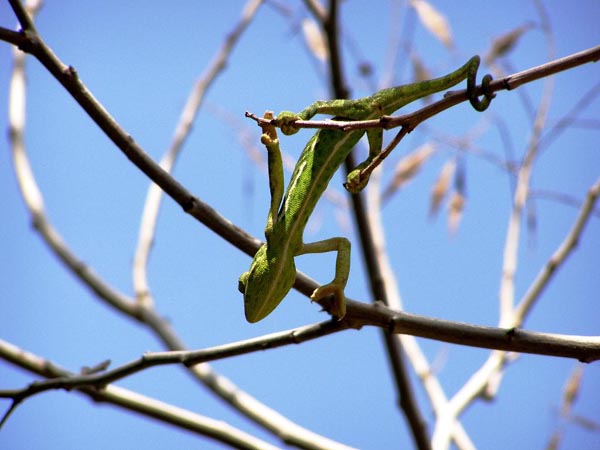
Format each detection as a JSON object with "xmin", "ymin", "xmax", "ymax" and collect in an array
[
  {"xmin": 8, "ymin": 2, "xmax": 140, "ymax": 318},
  {"xmin": 530, "ymin": 188, "xmax": 600, "ymax": 218},
  {"xmin": 244, "ymin": 45, "xmax": 600, "ymax": 135},
  {"xmin": 0, "ymin": 321, "xmax": 346, "ymax": 403},
  {"xmin": 538, "ymin": 80, "xmax": 600, "ymax": 152},
  {"xmin": 315, "ymin": 2, "xmax": 432, "ymax": 449},
  {"xmin": 0, "ymin": 340, "xmax": 279, "ymax": 450},
  {"xmin": 3, "ymin": 303, "xmax": 599, "ymax": 417},
  {"xmin": 301, "ymin": 0, "xmax": 327, "ymax": 22},
  {"xmin": 132, "ymin": 0, "xmax": 264, "ymax": 307},
  {"xmin": 433, "ymin": 8, "xmax": 558, "ymax": 447},
  {"xmin": 4, "ymin": 3, "xmax": 354, "ymax": 449},
  {"xmin": 5, "ymin": 0, "xmax": 599, "ymax": 361},
  {"xmin": 4, "ymin": 301, "xmax": 600, "ymax": 423},
  {"xmin": 0, "ymin": 4, "xmax": 594, "ymax": 450},
  {"xmin": 515, "ymin": 178, "xmax": 600, "ymax": 319},
  {"xmin": 366, "ymin": 169, "xmax": 475, "ymax": 449},
  {"xmin": 499, "ymin": 8, "xmax": 556, "ymax": 327},
  {"xmin": 8, "ymin": 0, "xmax": 37, "ymax": 31}
]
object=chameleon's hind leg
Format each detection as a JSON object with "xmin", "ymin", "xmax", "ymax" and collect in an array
[{"xmin": 298, "ymin": 237, "xmax": 351, "ymax": 319}]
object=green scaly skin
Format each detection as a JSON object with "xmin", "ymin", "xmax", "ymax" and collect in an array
[{"xmin": 239, "ymin": 56, "xmax": 493, "ymax": 322}]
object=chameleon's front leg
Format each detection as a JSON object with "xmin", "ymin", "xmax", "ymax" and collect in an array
[
  {"xmin": 298, "ymin": 237, "xmax": 351, "ymax": 319},
  {"xmin": 259, "ymin": 111, "xmax": 284, "ymax": 233},
  {"xmin": 239, "ymin": 113, "xmax": 297, "ymax": 323},
  {"xmin": 345, "ymin": 57, "xmax": 494, "ymax": 193},
  {"xmin": 344, "ymin": 128, "xmax": 384, "ymax": 193}
]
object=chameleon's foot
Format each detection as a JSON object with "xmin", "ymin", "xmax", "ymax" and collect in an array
[
  {"xmin": 311, "ymin": 283, "xmax": 347, "ymax": 319},
  {"xmin": 344, "ymin": 167, "xmax": 369, "ymax": 194},
  {"xmin": 276, "ymin": 111, "xmax": 302, "ymax": 136}
]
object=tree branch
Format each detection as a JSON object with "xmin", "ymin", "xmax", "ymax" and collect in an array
[
  {"xmin": 0, "ymin": 340, "xmax": 279, "ymax": 449},
  {"xmin": 314, "ymin": 2, "xmax": 431, "ymax": 449},
  {"xmin": 2, "ymin": 307, "xmax": 599, "ymax": 427},
  {"xmin": 0, "ymin": 322, "xmax": 345, "ymax": 407},
  {"xmin": 3, "ymin": 3, "xmax": 354, "ymax": 449},
  {"xmin": 4, "ymin": 0, "xmax": 598, "ymax": 361},
  {"xmin": 245, "ymin": 45, "xmax": 600, "ymax": 137},
  {"xmin": 515, "ymin": 177, "xmax": 600, "ymax": 319},
  {"xmin": 132, "ymin": 0, "xmax": 264, "ymax": 308}
]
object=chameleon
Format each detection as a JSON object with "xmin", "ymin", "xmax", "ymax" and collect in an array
[{"xmin": 239, "ymin": 56, "xmax": 493, "ymax": 322}]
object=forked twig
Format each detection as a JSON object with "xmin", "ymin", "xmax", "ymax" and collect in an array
[
  {"xmin": 245, "ymin": 45, "xmax": 600, "ymax": 185},
  {"xmin": 0, "ymin": 340, "xmax": 279, "ymax": 449},
  {"xmin": 133, "ymin": 0, "xmax": 264, "ymax": 307},
  {"xmin": 515, "ymin": 178, "xmax": 600, "ymax": 319},
  {"xmin": 4, "ymin": 2, "xmax": 354, "ymax": 448}
]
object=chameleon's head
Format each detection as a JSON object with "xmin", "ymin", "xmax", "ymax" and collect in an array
[{"xmin": 238, "ymin": 244, "xmax": 296, "ymax": 323}]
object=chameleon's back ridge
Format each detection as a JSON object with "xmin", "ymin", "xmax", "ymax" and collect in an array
[{"xmin": 239, "ymin": 57, "xmax": 493, "ymax": 322}]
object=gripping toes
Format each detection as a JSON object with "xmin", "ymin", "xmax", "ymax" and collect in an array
[
  {"xmin": 276, "ymin": 111, "xmax": 302, "ymax": 136},
  {"xmin": 311, "ymin": 283, "xmax": 347, "ymax": 319},
  {"xmin": 344, "ymin": 167, "xmax": 370, "ymax": 194}
]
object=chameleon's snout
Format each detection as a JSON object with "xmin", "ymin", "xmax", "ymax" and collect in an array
[{"xmin": 239, "ymin": 244, "xmax": 296, "ymax": 323}]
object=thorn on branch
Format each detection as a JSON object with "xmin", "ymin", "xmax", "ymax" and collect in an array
[{"xmin": 81, "ymin": 359, "xmax": 111, "ymax": 375}]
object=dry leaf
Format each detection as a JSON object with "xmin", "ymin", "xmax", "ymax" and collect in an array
[
  {"xmin": 430, "ymin": 159, "xmax": 456, "ymax": 217},
  {"xmin": 358, "ymin": 61, "xmax": 374, "ymax": 78},
  {"xmin": 527, "ymin": 199, "xmax": 537, "ymax": 247},
  {"xmin": 302, "ymin": 18, "xmax": 328, "ymax": 62},
  {"xmin": 572, "ymin": 415, "xmax": 600, "ymax": 431},
  {"xmin": 561, "ymin": 365, "xmax": 583, "ymax": 416},
  {"xmin": 410, "ymin": 0, "xmax": 453, "ymax": 48},
  {"xmin": 382, "ymin": 143, "xmax": 436, "ymax": 200},
  {"xmin": 411, "ymin": 54, "xmax": 431, "ymax": 84},
  {"xmin": 486, "ymin": 23, "xmax": 534, "ymax": 64},
  {"xmin": 448, "ymin": 190, "xmax": 465, "ymax": 233},
  {"xmin": 410, "ymin": 55, "xmax": 437, "ymax": 105},
  {"xmin": 546, "ymin": 432, "xmax": 561, "ymax": 450}
]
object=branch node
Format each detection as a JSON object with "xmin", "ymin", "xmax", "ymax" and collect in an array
[
  {"xmin": 506, "ymin": 327, "xmax": 517, "ymax": 341},
  {"xmin": 182, "ymin": 195, "xmax": 197, "ymax": 212}
]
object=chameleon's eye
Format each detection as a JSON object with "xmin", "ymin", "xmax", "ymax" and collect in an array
[{"xmin": 238, "ymin": 272, "xmax": 249, "ymax": 294}]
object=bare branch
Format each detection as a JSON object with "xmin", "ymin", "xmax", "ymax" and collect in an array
[
  {"xmin": 7, "ymin": 0, "xmax": 37, "ymax": 31},
  {"xmin": 7, "ymin": 3, "xmax": 144, "ymax": 318},
  {"xmin": 312, "ymin": 4, "xmax": 431, "ymax": 448},
  {"xmin": 381, "ymin": 308, "xmax": 600, "ymax": 362},
  {"xmin": 499, "ymin": 24, "xmax": 556, "ymax": 326},
  {"xmin": 302, "ymin": 0, "xmax": 327, "ymax": 22},
  {"xmin": 0, "ymin": 340, "xmax": 279, "ymax": 450},
  {"xmin": 515, "ymin": 178, "xmax": 600, "ymax": 319},
  {"xmin": 503, "ymin": 45, "xmax": 600, "ymax": 90},
  {"xmin": 4, "ymin": 303, "xmax": 599, "ymax": 425},
  {"xmin": 366, "ymin": 170, "xmax": 475, "ymax": 449},
  {"xmin": 3, "ymin": 5, "xmax": 356, "ymax": 448},
  {"xmin": 433, "ymin": 12, "xmax": 559, "ymax": 447},
  {"xmin": 244, "ymin": 45, "xmax": 600, "ymax": 135},
  {"xmin": 0, "ymin": 321, "xmax": 345, "ymax": 401},
  {"xmin": 530, "ymin": 188, "xmax": 600, "ymax": 218},
  {"xmin": 133, "ymin": 0, "xmax": 264, "ymax": 307}
]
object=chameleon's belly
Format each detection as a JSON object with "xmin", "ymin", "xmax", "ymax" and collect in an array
[{"xmin": 279, "ymin": 128, "xmax": 363, "ymax": 235}]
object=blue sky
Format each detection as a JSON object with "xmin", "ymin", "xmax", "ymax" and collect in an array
[{"xmin": 1, "ymin": 1, "xmax": 599, "ymax": 449}]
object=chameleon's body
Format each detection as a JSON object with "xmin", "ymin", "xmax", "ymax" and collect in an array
[{"xmin": 239, "ymin": 56, "xmax": 493, "ymax": 322}]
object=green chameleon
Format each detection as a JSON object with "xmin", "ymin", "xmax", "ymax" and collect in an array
[{"xmin": 239, "ymin": 56, "xmax": 493, "ymax": 322}]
